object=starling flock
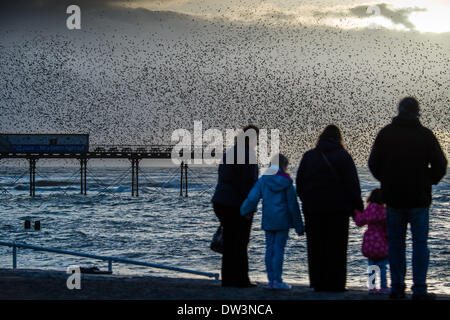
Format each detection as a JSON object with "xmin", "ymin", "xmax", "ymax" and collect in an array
[{"xmin": 0, "ymin": 3, "xmax": 448, "ymax": 166}]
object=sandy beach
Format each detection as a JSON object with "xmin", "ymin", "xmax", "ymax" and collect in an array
[{"xmin": 1, "ymin": 268, "xmax": 448, "ymax": 300}]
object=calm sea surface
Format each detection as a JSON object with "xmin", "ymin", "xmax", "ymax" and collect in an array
[{"xmin": 0, "ymin": 166, "xmax": 448, "ymax": 293}]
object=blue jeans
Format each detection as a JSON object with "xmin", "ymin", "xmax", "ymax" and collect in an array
[
  {"xmin": 265, "ymin": 230, "xmax": 289, "ymax": 283},
  {"xmin": 386, "ymin": 207, "xmax": 430, "ymax": 295},
  {"xmin": 368, "ymin": 258, "xmax": 389, "ymax": 289}
]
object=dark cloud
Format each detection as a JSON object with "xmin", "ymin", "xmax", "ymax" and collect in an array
[{"xmin": 0, "ymin": 0, "xmax": 175, "ymax": 10}]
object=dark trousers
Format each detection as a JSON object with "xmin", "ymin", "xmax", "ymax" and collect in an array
[
  {"xmin": 213, "ymin": 202, "xmax": 252, "ymax": 287},
  {"xmin": 386, "ymin": 206, "xmax": 430, "ymax": 295},
  {"xmin": 304, "ymin": 207, "xmax": 350, "ymax": 292}
]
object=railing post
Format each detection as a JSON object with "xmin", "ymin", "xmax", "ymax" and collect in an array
[{"xmin": 12, "ymin": 244, "xmax": 17, "ymax": 269}]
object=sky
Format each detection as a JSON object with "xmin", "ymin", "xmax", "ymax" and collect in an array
[
  {"xmin": 118, "ymin": 0, "xmax": 450, "ymax": 33},
  {"xmin": 5, "ymin": 0, "xmax": 450, "ymax": 33},
  {"xmin": 0, "ymin": 0, "xmax": 449, "ymax": 166}
]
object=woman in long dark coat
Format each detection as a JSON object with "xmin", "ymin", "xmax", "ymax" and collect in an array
[
  {"xmin": 296, "ymin": 125, "xmax": 364, "ymax": 292},
  {"xmin": 212, "ymin": 125, "xmax": 259, "ymax": 287}
]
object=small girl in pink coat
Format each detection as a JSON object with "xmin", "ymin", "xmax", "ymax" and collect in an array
[{"xmin": 354, "ymin": 188, "xmax": 390, "ymax": 294}]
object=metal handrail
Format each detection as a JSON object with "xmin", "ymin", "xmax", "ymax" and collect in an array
[{"xmin": 0, "ymin": 241, "xmax": 219, "ymax": 280}]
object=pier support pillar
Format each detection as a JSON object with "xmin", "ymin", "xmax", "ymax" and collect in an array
[
  {"xmin": 130, "ymin": 157, "xmax": 140, "ymax": 197},
  {"xmin": 131, "ymin": 157, "xmax": 135, "ymax": 196},
  {"xmin": 180, "ymin": 161, "xmax": 183, "ymax": 196},
  {"xmin": 180, "ymin": 162, "xmax": 188, "ymax": 197},
  {"xmin": 184, "ymin": 162, "xmax": 188, "ymax": 197},
  {"xmin": 136, "ymin": 158, "xmax": 139, "ymax": 197},
  {"xmin": 84, "ymin": 158, "xmax": 87, "ymax": 195},
  {"xmin": 28, "ymin": 157, "xmax": 37, "ymax": 197},
  {"xmin": 79, "ymin": 158, "xmax": 88, "ymax": 195}
]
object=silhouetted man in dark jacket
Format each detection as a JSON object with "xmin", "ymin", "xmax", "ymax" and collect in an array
[
  {"xmin": 212, "ymin": 125, "xmax": 259, "ymax": 287},
  {"xmin": 369, "ymin": 97, "xmax": 447, "ymax": 300}
]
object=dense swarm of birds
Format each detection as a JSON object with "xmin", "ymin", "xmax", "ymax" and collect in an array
[{"xmin": 0, "ymin": 5, "xmax": 449, "ymax": 166}]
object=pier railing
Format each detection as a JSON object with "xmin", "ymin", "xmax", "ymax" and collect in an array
[
  {"xmin": 0, "ymin": 241, "xmax": 219, "ymax": 280},
  {"xmin": 89, "ymin": 144, "xmax": 174, "ymax": 155}
]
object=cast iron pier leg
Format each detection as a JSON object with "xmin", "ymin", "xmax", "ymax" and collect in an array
[
  {"xmin": 80, "ymin": 158, "xmax": 88, "ymax": 195},
  {"xmin": 80, "ymin": 158, "xmax": 84, "ymax": 194},
  {"xmin": 135, "ymin": 158, "xmax": 139, "ymax": 197},
  {"xmin": 131, "ymin": 157, "xmax": 135, "ymax": 197},
  {"xmin": 84, "ymin": 158, "xmax": 87, "ymax": 195},
  {"xmin": 180, "ymin": 161, "xmax": 183, "ymax": 196},
  {"xmin": 29, "ymin": 158, "xmax": 36, "ymax": 197},
  {"xmin": 184, "ymin": 162, "xmax": 188, "ymax": 197}
]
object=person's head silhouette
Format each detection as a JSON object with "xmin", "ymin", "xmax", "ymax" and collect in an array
[{"xmin": 398, "ymin": 97, "xmax": 420, "ymax": 119}]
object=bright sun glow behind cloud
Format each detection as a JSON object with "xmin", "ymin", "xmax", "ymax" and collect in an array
[
  {"xmin": 117, "ymin": 0, "xmax": 450, "ymax": 34},
  {"xmin": 365, "ymin": 0, "xmax": 450, "ymax": 33},
  {"xmin": 327, "ymin": 2, "xmax": 450, "ymax": 33},
  {"xmin": 408, "ymin": 4, "xmax": 450, "ymax": 33}
]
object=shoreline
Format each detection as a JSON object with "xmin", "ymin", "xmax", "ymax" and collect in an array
[{"xmin": 1, "ymin": 268, "xmax": 449, "ymax": 300}]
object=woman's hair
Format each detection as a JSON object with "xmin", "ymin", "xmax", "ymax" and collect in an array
[
  {"xmin": 317, "ymin": 124, "xmax": 343, "ymax": 147},
  {"xmin": 270, "ymin": 153, "xmax": 289, "ymax": 171},
  {"xmin": 316, "ymin": 124, "xmax": 345, "ymax": 149},
  {"xmin": 367, "ymin": 188, "xmax": 384, "ymax": 205}
]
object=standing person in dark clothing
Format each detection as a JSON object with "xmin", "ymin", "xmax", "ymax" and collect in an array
[
  {"xmin": 212, "ymin": 124, "xmax": 259, "ymax": 287},
  {"xmin": 369, "ymin": 97, "xmax": 447, "ymax": 300},
  {"xmin": 296, "ymin": 125, "xmax": 364, "ymax": 292}
]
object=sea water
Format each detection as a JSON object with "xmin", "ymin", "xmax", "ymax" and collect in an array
[{"xmin": 0, "ymin": 166, "xmax": 448, "ymax": 294}]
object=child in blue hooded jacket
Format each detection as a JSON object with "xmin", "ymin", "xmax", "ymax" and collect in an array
[{"xmin": 241, "ymin": 154, "xmax": 304, "ymax": 290}]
